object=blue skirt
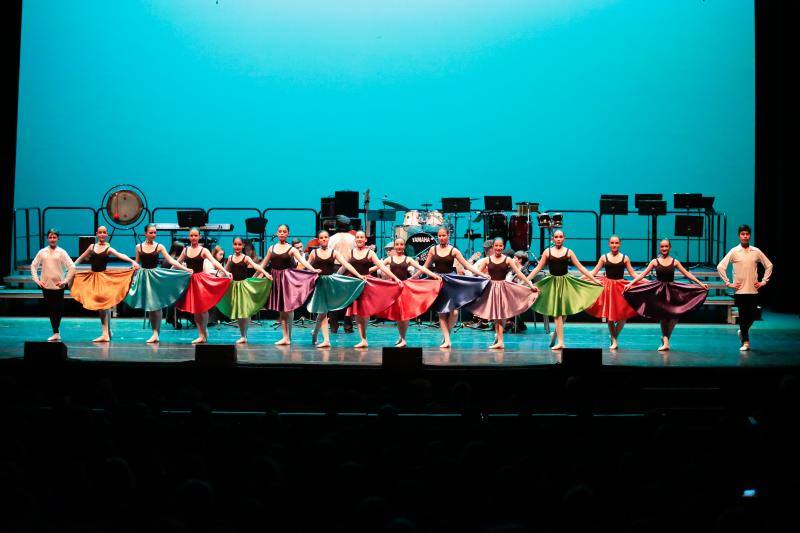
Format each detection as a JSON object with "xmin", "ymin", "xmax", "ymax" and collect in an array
[{"xmin": 431, "ymin": 274, "xmax": 490, "ymax": 314}]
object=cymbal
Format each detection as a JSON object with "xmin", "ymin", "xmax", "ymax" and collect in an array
[{"xmin": 382, "ymin": 199, "xmax": 410, "ymax": 211}]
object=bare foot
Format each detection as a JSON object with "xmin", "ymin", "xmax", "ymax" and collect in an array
[
  {"xmin": 274, "ymin": 338, "xmax": 291, "ymax": 345},
  {"xmin": 551, "ymin": 344, "xmax": 564, "ymax": 351},
  {"xmin": 609, "ymin": 338, "xmax": 618, "ymax": 350},
  {"xmin": 146, "ymin": 334, "xmax": 159, "ymax": 344},
  {"xmin": 354, "ymin": 341, "xmax": 368, "ymax": 349},
  {"xmin": 439, "ymin": 341, "xmax": 451, "ymax": 349},
  {"xmin": 657, "ymin": 343, "xmax": 670, "ymax": 351},
  {"xmin": 316, "ymin": 341, "xmax": 331, "ymax": 348},
  {"xmin": 236, "ymin": 337, "xmax": 247, "ymax": 344},
  {"xmin": 191, "ymin": 336, "xmax": 206, "ymax": 344},
  {"xmin": 394, "ymin": 338, "xmax": 402, "ymax": 346},
  {"xmin": 739, "ymin": 342, "xmax": 750, "ymax": 351},
  {"xmin": 92, "ymin": 335, "xmax": 110, "ymax": 343},
  {"xmin": 396, "ymin": 340, "xmax": 407, "ymax": 348},
  {"xmin": 47, "ymin": 333, "xmax": 61, "ymax": 342},
  {"xmin": 489, "ymin": 343, "xmax": 504, "ymax": 350}
]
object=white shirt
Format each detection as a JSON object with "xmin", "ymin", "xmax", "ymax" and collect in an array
[
  {"xmin": 31, "ymin": 246, "xmax": 76, "ymax": 289},
  {"xmin": 716, "ymin": 245, "xmax": 773, "ymax": 295},
  {"xmin": 328, "ymin": 232, "xmax": 356, "ymax": 262}
]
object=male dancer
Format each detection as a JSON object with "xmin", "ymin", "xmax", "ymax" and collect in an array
[{"xmin": 31, "ymin": 229, "xmax": 76, "ymax": 341}]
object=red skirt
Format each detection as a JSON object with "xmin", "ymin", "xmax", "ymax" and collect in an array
[
  {"xmin": 585, "ymin": 277, "xmax": 639, "ymax": 322},
  {"xmin": 347, "ymin": 276, "xmax": 403, "ymax": 317},
  {"xmin": 376, "ymin": 278, "xmax": 442, "ymax": 322},
  {"xmin": 176, "ymin": 272, "xmax": 231, "ymax": 314}
]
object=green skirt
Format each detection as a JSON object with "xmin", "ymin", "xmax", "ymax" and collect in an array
[
  {"xmin": 216, "ymin": 278, "xmax": 272, "ymax": 319},
  {"xmin": 124, "ymin": 268, "xmax": 191, "ymax": 312},
  {"xmin": 306, "ymin": 274, "xmax": 366, "ymax": 314},
  {"xmin": 531, "ymin": 275, "xmax": 604, "ymax": 317}
]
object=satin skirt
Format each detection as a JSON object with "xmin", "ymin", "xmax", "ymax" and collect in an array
[
  {"xmin": 376, "ymin": 278, "xmax": 443, "ymax": 322},
  {"xmin": 266, "ymin": 268, "xmax": 318, "ymax": 312},
  {"xmin": 216, "ymin": 277, "xmax": 273, "ymax": 319},
  {"xmin": 306, "ymin": 274, "xmax": 366, "ymax": 314},
  {"xmin": 584, "ymin": 277, "xmax": 640, "ymax": 322},
  {"xmin": 124, "ymin": 268, "xmax": 191, "ymax": 312},
  {"xmin": 623, "ymin": 280, "xmax": 708, "ymax": 319},
  {"xmin": 71, "ymin": 269, "xmax": 135, "ymax": 311},
  {"xmin": 431, "ymin": 274, "xmax": 490, "ymax": 314},
  {"xmin": 176, "ymin": 272, "xmax": 231, "ymax": 314},
  {"xmin": 532, "ymin": 275, "xmax": 604, "ymax": 317},
  {"xmin": 347, "ymin": 276, "xmax": 403, "ymax": 317},
  {"xmin": 466, "ymin": 280, "xmax": 538, "ymax": 321}
]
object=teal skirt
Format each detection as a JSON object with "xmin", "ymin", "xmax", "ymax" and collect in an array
[
  {"xmin": 307, "ymin": 274, "xmax": 366, "ymax": 314},
  {"xmin": 124, "ymin": 268, "xmax": 191, "ymax": 312}
]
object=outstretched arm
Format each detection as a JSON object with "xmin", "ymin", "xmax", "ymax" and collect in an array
[
  {"xmin": 259, "ymin": 248, "xmax": 273, "ymax": 270},
  {"xmin": 526, "ymin": 251, "xmax": 548, "ymax": 281},
  {"xmin": 159, "ymin": 244, "xmax": 192, "ymax": 272},
  {"xmin": 508, "ymin": 258, "xmax": 537, "ymax": 289},
  {"xmin": 455, "ymin": 249, "xmax": 489, "ymax": 277},
  {"xmin": 625, "ymin": 260, "xmax": 656, "ymax": 289},
  {"xmin": 73, "ymin": 245, "xmax": 93, "ymax": 266},
  {"xmin": 570, "ymin": 254, "xmax": 599, "ymax": 284},
  {"xmin": 370, "ymin": 251, "xmax": 402, "ymax": 283},
  {"xmin": 408, "ymin": 258, "xmax": 440, "ymax": 280},
  {"xmin": 334, "ymin": 251, "xmax": 366, "ymax": 280},
  {"xmin": 290, "ymin": 248, "xmax": 320, "ymax": 272},
  {"xmin": 108, "ymin": 247, "xmax": 140, "ymax": 269},
  {"xmin": 201, "ymin": 248, "xmax": 231, "ymax": 277},
  {"xmin": 624, "ymin": 256, "xmax": 638, "ymax": 278},
  {"xmin": 244, "ymin": 255, "xmax": 272, "ymax": 279},
  {"xmin": 675, "ymin": 260, "xmax": 708, "ymax": 289},
  {"xmin": 589, "ymin": 257, "xmax": 604, "ymax": 277}
]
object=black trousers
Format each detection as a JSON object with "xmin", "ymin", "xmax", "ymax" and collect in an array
[
  {"xmin": 42, "ymin": 288, "xmax": 65, "ymax": 333},
  {"xmin": 735, "ymin": 294, "xmax": 759, "ymax": 342}
]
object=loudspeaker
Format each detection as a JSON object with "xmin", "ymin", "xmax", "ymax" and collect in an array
[
  {"xmin": 194, "ymin": 344, "xmax": 237, "ymax": 366},
  {"xmin": 24, "ymin": 341, "xmax": 68, "ymax": 366},
  {"xmin": 561, "ymin": 348, "xmax": 602, "ymax": 370},
  {"xmin": 382, "ymin": 347, "xmax": 423, "ymax": 372},
  {"xmin": 334, "ymin": 190, "xmax": 360, "ymax": 218},
  {"xmin": 78, "ymin": 236, "xmax": 95, "ymax": 255}
]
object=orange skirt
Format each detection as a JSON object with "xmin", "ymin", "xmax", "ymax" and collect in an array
[{"xmin": 71, "ymin": 269, "xmax": 134, "ymax": 311}]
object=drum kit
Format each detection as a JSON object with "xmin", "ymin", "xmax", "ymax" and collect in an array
[{"xmin": 383, "ymin": 198, "xmax": 540, "ymax": 258}]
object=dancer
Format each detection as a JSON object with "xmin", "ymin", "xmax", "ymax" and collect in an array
[
  {"xmin": 467, "ymin": 238, "xmax": 539, "ymax": 350},
  {"xmin": 124, "ymin": 224, "xmax": 193, "ymax": 343},
  {"xmin": 624, "ymin": 239, "xmax": 709, "ymax": 351},
  {"xmin": 716, "ymin": 224, "xmax": 773, "ymax": 351},
  {"xmin": 526, "ymin": 230, "xmax": 603, "ymax": 350},
  {"xmin": 30, "ymin": 229, "xmax": 76, "ymax": 341},
  {"xmin": 585, "ymin": 235, "xmax": 639, "ymax": 350},
  {"xmin": 346, "ymin": 230, "xmax": 404, "ymax": 349},
  {"xmin": 375, "ymin": 238, "xmax": 443, "ymax": 348},
  {"xmin": 418, "ymin": 226, "xmax": 490, "ymax": 349},
  {"xmin": 259, "ymin": 224, "xmax": 320, "ymax": 345},
  {"xmin": 216, "ymin": 237, "xmax": 273, "ymax": 344},
  {"xmin": 175, "ymin": 228, "xmax": 232, "ymax": 344},
  {"xmin": 71, "ymin": 226, "xmax": 140, "ymax": 342},
  {"xmin": 305, "ymin": 230, "xmax": 367, "ymax": 348}
]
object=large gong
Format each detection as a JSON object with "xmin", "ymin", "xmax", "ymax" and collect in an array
[{"xmin": 101, "ymin": 184, "xmax": 148, "ymax": 229}]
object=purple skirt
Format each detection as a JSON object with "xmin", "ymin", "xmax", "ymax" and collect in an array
[
  {"xmin": 266, "ymin": 268, "xmax": 318, "ymax": 312},
  {"xmin": 623, "ymin": 280, "xmax": 708, "ymax": 320}
]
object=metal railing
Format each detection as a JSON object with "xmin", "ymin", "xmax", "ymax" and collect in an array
[{"xmin": 12, "ymin": 207, "xmax": 41, "ymax": 266}]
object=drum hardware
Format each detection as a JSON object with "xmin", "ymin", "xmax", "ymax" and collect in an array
[
  {"xmin": 484, "ymin": 212, "xmax": 508, "ymax": 241},
  {"xmin": 515, "ymin": 201, "xmax": 539, "ymax": 217}
]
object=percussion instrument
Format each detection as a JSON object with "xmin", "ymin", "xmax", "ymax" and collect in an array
[
  {"xmin": 483, "ymin": 212, "xmax": 508, "ymax": 241},
  {"xmin": 404, "ymin": 229, "xmax": 436, "ymax": 258},
  {"xmin": 509, "ymin": 215, "xmax": 533, "ymax": 251},
  {"xmin": 515, "ymin": 202, "xmax": 539, "ymax": 217},
  {"xmin": 394, "ymin": 225, "xmax": 409, "ymax": 242},
  {"xmin": 425, "ymin": 210, "xmax": 444, "ymax": 227},
  {"xmin": 403, "ymin": 210, "xmax": 422, "ymax": 226}
]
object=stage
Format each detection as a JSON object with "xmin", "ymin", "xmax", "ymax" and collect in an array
[{"xmin": 2, "ymin": 312, "xmax": 798, "ymax": 368}]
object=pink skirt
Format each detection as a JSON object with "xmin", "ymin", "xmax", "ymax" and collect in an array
[{"xmin": 466, "ymin": 280, "xmax": 538, "ymax": 321}]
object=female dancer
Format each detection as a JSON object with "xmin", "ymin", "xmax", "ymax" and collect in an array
[
  {"xmin": 624, "ymin": 239, "xmax": 709, "ymax": 351},
  {"xmin": 30, "ymin": 229, "xmax": 75, "ymax": 341},
  {"xmin": 259, "ymin": 224, "xmax": 320, "ymax": 345},
  {"xmin": 216, "ymin": 237, "xmax": 273, "ymax": 344},
  {"xmin": 585, "ymin": 235, "xmax": 639, "ymax": 350},
  {"xmin": 418, "ymin": 226, "xmax": 490, "ymax": 349},
  {"xmin": 467, "ymin": 238, "xmax": 538, "ymax": 349},
  {"xmin": 175, "ymin": 228, "xmax": 232, "ymax": 344},
  {"xmin": 375, "ymin": 238, "xmax": 443, "ymax": 347},
  {"xmin": 526, "ymin": 230, "xmax": 603, "ymax": 350},
  {"xmin": 346, "ymin": 230, "xmax": 404, "ymax": 349},
  {"xmin": 71, "ymin": 226, "xmax": 140, "ymax": 342},
  {"xmin": 305, "ymin": 230, "xmax": 367, "ymax": 348},
  {"xmin": 124, "ymin": 224, "xmax": 193, "ymax": 343}
]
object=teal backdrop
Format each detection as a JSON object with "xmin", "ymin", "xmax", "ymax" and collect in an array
[{"xmin": 14, "ymin": 0, "xmax": 754, "ymax": 260}]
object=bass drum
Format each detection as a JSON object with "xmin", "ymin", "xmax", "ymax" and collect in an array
[
  {"xmin": 484, "ymin": 213, "xmax": 508, "ymax": 241},
  {"xmin": 509, "ymin": 215, "xmax": 532, "ymax": 251},
  {"xmin": 405, "ymin": 229, "xmax": 436, "ymax": 259}
]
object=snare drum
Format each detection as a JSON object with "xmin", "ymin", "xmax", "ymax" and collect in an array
[
  {"xmin": 425, "ymin": 210, "xmax": 444, "ymax": 227},
  {"xmin": 403, "ymin": 210, "xmax": 422, "ymax": 226}
]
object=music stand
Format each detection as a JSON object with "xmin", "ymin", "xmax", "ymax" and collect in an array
[
  {"xmin": 675, "ymin": 215, "xmax": 704, "ymax": 263},
  {"xmin": 674, "ymin": 193, "xmax": 704, "ymax": 210},
  {"xmin": 484, "ymin": 196, "xmax": 513, "ymax": 212},
  {"xmin": 369, "ymin": 209, "xmax": 397, "ymax": 252},
  {"xmin": 600, "ymin": 195, "xmax": 628, "ymax": 234},
  {"xmin": 442, "ymin": 197, "xmax": 471, "ymax": 213},
  {"xmin": 177, "ymin": 210, "xmax": 207, "ymax": 228},
  {"xmin": 637, "ymin": 200, "xmax": 667, "ymax": 259},
  {"xmin": 634, "ymin": 193, "xmax": 662, "ymax": 208}
]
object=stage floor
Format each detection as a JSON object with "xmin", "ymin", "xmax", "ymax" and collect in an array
[{"xmin": 1, "ymin": 312, "xmax": 798, "ymax": 367}]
